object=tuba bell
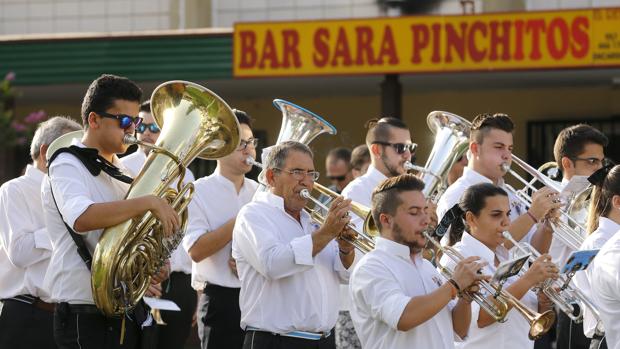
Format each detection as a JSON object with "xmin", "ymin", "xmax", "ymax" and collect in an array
[{"xmin": 91, "ymin": 81, "xmax": 240, "ymax": 317}]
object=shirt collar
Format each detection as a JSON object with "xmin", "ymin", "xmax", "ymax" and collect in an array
[
  {"xmin": 598, "ymin": 217, "xmax": 620, "ymax": 235},
  {"xmin": 375, "ymin": 236, "xmax": 417, "ymax": 262},
  {"xmin": 254, "ymin": 191, "xmax": 310, "ymax": 221},
  {"xmin": 24, "ymin": 164, "xmax": 45, "ymax": 183},
  {"xmin": 70, "ymin": 139, "xmax": 123, "ymax": 167},
  {"xmin": 213, "ymin": 166, "xmax": 246, "ymax": 193},
  {"xmin": 460, "ymin": 231, "xmax": 509, "ymax": 265},
  {"xmin": 462, "ymin": 166, "xmax": 507, "ymax": 187},
  {"xmin": 365, "ymin": 164, "xmax": 388, "ymax": 183}
]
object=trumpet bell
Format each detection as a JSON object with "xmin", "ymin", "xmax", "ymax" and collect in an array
[{"xmin": 529, "ymin": 310, "xmax": 556, "ymax": 340}]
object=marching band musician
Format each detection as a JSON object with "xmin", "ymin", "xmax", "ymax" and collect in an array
[
  {"xmin": 182, "ymin": 109, "xmax": 259, "ymax": 349},
  {"xmin": 440, "ymin": 183, "xmax": 558, "ymax": 349},
  {"xmin": 42, "ymin": 74, "xmax": 178, "ymax": 349},
  {"xmin": 573, "ymin": 164, "xmax": 620, "ymax": 349},
  {"xmin": 339, "ymin": 117, "xmax": 415, "ymax": 348},
  {"xmin": 232, "ymin": 141, "xmax": 356, "ymax": 349},
  {"xmin": 550, "ymin": 124, "xmax": 608, "ymax": 349},
  {"xmin": 120, "ymin": 100, "xmax": 196, "ymax": 349},
  {"xmin": 0, "ymin": 116, "xmax": 82, "ymax": 349},
  {"xmin": 437, "ymin": 113, "xmax": 561, "ymax": 250},
  {"xmin": 349, "ymin": 174, "xmax": 486, "ymax": 349}
]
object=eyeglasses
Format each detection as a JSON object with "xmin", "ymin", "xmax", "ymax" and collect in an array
[
  {"xmin": 372, "ymin": 141, "xmax": 417, "ymax": 155},
  {"xmin": 136, "ymin": 122, "xmax": 160, "ymax": 134},
  {"xmin": 97, "ymin": 111, "xmax": 143, "ymax": 129},
  {"xmin": 275, "ymin": 168, "xmax": 320, "ymax": 181},
  {"xmin": 327, "ymin": 175, "xmax": 347, "ymax": 182},
  {"xmin": 570, "ymin": 157, "xmax": 606, "ymax": 167},
  {"xmin": 238, "ymin": 138, "xmax": 259, "ymax": 151}
]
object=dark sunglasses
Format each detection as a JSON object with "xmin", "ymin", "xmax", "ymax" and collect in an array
[
  {"xmin": 97, "ymin": 111, "xmax": 143, "ymax": 129},
  {"xmin": 327, "ymin": 175, "xmax": 347, "ymax": 181},
  {"xmin": 373, "ymin": 141, "xmax": 417, "ymax": 155},
  {"xmin": 136, "ymin": 122, "xmax": 160, "ymax": 134}
]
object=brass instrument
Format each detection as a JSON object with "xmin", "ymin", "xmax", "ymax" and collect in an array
[
  {"xmin": 502, "ymin": 231, "xmax": 602, "ymax": 326},
  {"xmin": 502, "ymin": 155, "xmax": 589, "ymax": 251},
  {"xmin": 91, "ymin": 81, "xmax": 241, "ymax": 317},
  {"xmin": 426, "ymin": 230, "xmax": 556, "ymax": 339},
  {"xmin": 45, "ymin": 130, "xmax": 85, "ymax": 162},
  {"xmin": 405, "ymin": 111, "xmax": 470, "ymax": 203},
  {"xmin": 301, "ymin": 183, "xmax": 378, "ymax": 253}
]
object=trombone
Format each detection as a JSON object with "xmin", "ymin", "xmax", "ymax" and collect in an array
[
  {"xmin": 425, "ymin": 231, "xmax": 556, "ymax": 340},
  {"xmin": 300, "ymin": 183, "xmax": 378, "ymax": 253},
  {"xmin": 502, "ymin": 155, "xmax": 588, "ymax": 251},
  {"xmin": 502, "ymin": 231, "xmax": 603, "ymax": 328}
]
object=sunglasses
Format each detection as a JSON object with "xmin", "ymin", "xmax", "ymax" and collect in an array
[
  {"xmin": 136, "ymin": 122, "xmax": 160, "ymax": 134},
  {"xmin": 373, "ymin": 141, "xmax": 418, "ymax": 155},
  {"xmin": 97, "ymin": 111, "xmax": 143, "ymax": 130},
  {"xmin": 327, "ymin": 175, "xmax": 347, "ymax": 181}
]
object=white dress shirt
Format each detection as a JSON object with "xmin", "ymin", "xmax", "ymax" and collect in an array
[
  {"xmin": 339, "ymin": 164, "xmax": 387, "ymax": 310},
  {"xmin": 232, "ymin": 191, "xmax": 350, "ymax": 333},
  {"xmin": 182, "ymin": 167, "xmax": 258, "ymax": 290},
  {"xmin": 0, "ymin": 165, "xmax": 52, "ymax": 300},
  {"xmin": 437, "ymin": 167, "xmax": 530, "ymax": 245},
  {"xmin": 349, "ymin": 237, "xmax": 456, "ymax": 349},
  {"xmin": 590, "ymin": 230, "xmax": 620, "ymax": 349},
  {"xmin": 574, "ymin": 217, "xmax": 620, "ymax": 337},
  {"xmin": 441, "ymin": 232, "xmax": 538, "ymax": 349},
  {"xmin": 121, "ymin": 149, "xmax": 195, "ymax": 274},
  {"xmin": 42, "ymin": 140, "xmax": 130, "ymax": 304}
]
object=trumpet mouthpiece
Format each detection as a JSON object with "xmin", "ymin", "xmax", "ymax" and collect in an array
[
  {"xmin": 123, "ymin": 134, "xmax": 138, "ymax": 145},
  {"xmin": 300, "ymin": 189, "xmax": 311, "ymax": 199},
  {"xmin": 500, "ymin": 163, "xmax": 510, "ymax": 173},
  {"xmin": 246, "ymin": 156, "xmax": 263, "ymax": 168}
]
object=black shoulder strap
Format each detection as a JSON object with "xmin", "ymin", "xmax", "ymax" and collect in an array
[
  {"xmin": 46, "ymin": 146, "xmax": 134, "ymax": 270},
  {"xmin": 434, "ymin": 203, "xmax": 464, "ymax": 238}
]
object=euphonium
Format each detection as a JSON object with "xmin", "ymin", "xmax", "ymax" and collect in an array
[
  {"xmin": 247, "ymin": 99, "xmax": 336, "ymax": 174},
  {"xmin": 45, "ymin": 130, "xmax": 85, "ymax": 162},
  {"xmin": 301, "ymin": 183, "xmax": 378, "ymax": 253},
  {"xmin": 404, "ymin": 111, "xmax": 470, "ymax": 203},
  {"xmin": 426, "ymin": 231, "xmax": 556, "ymax": 339},
  {"xmin": 91, "ymin": 81, "xmax": 241, "ymax": 317}
]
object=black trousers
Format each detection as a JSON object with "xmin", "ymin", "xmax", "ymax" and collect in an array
[
  {"xmin": 0, "ymin": 299, "xmax": 56, "ymax": 349},
  {"xmin": 201, "ymin": 284, "xmax": 244, "ymax": 349},
  {"xmin": 556, "ymin": 306, "xmax": 591, "ymax": 349},
  {"xmin": 242, "ymin": 330, "xmax": 336, "ymax": 349},
  {"xmin": 157, "ymin": 271, "xmax": 197, "ymax": 349},
  {"xmin": 53, "ymin": 303, "xmax": 142, "ymax": 349}
]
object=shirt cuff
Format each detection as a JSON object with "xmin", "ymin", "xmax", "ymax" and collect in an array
[
  {"xmin": 290, "ymin": 234, "xmax": 314, "ymax": 266},
  {"xmin": 182, "ymin": 229, "xmax": 204, "ymax": 253},
  {"xmin": 63, "ymin": 197, "xmax": 95, "ymax": 232},
  {"xmin": 386, "ymin": 295, "xmax": 411, "ymax": 330},
  {"xmin": 33, "ymin": 228, "xmax": 53, "ymax": 250}
]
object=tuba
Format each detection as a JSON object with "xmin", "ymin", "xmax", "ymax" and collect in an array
[
  {"xmin": 91, "ymin": 81, "xmax": 240, "ymax": 317},
  {"xmin": 247, "ymin": 99, "xmax": 337, "ymax": 174},
  {"xmin": 45, "ymin": 130, "xmax": 85, "ymax": 162},
  {"xmin": 404, "ymin": 111, "xmax": 469, "ymax": 203}
]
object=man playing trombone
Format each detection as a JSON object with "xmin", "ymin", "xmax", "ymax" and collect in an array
[
  {"xmin": 232, "ymin": 141, "xmax": 356, "ymax": 349},
  {"xmin": 437, "ymin": 113, "xmax": 561, "ymax": 250},
  {"xmin": 349, "ymin": 174, "xmax": 486, "ymax": 349}
]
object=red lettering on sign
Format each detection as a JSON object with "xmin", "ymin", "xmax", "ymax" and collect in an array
[
  {"xmin": 431, "ymin": 23, "xmax": 441, "ymax": 63},
  {"xmin": 239, "ymin": 31, "xmax": 257, "ymax": 68},
  {"xmin": 468, "ymin": 21, "xmax": 487, "ymax": 62},
  {"xmin": 445, "ymin": 22, "xmax": 467, "ymax": 62},
  {"xmin": 410, "ymin": 24, "xmax": 430, "ymax": 64},
  {"xmin": 571, "ymin": 16, "xmax": 589, "ymax": 58},
  {"xmin": 514, "ymin": 20, "xmax": 525, "ymax": 60},
  {"xmin": 377, "ymin": 26, "xmax": 399, "ymax": 64},
  {"xmin": 489, "ymin": 20, "xmax": 511, "ymax": 61},
  {"xmin": 547, "ymin": 18, "xmax": 569, "ymax": 59},
  {"xmin": 331, "ymin": 27, "xmax": 353, "ymax": 66},
  {"xmin": 258, "ymin": 30, "xmax": 278, "ymax": 68},
  {"xmin": 281, "ymin": 30, "xmax": 301, "ymax": 68},
  {"xmin": 355, "ymin": 26, "xmax": 375, "ymax": 65},
  {"xmin": 313, "ymin": 28, "xmax": 330, "ymax": 67},
  {"xmin": 526, "ymin": 19, "xmax": 546, "ymax": 60}
]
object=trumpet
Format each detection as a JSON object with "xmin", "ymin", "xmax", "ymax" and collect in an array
[
  {"xmin": 245, "ymin": 156, "xmax": 263, "ymax": 168},
  {"xmin": 502, "ymin": 231, "xmax": 602, "ymax": 327},
  {"xmin": 426, "ymin": 231, "xmax": 556, "ymax": 340},
  {"xmin": 300, "ymin": 183, "xmax": 378, "ymax": 253},
  {"xmin": 501, "ymin": 155, "xmax": 588, "ymax": 251}
]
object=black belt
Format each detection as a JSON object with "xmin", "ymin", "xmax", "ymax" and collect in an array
[
  {"xmin": 59, "ymin": 303, "xmax": 103, "ymax": 315},
  {"xmin": 2, "ymin": 294, "xmax": 57, "ymax": 313}
]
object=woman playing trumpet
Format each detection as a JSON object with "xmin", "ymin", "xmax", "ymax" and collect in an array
[{"xmin": 440, "ymin": 183, "xmax": 559, "ymax": 349}]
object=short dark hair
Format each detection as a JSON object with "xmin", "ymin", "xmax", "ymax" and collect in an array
[
  {"xmin": 371, "ymin": 174, "xmax": 425, "ymax": 232},
  {"xmin": 470, "ymin": 113, "xmax": 514, "ymax": 144},
  {"xmin": 327, "ymin": 147, "xmax": 351, "ymax": 164},
  {"xmin": 140, "ymin": 100, "xmax": 151, "ymax": 113},
  {"xmin": 448, "ymin": 183, "xmax": 508, "ymax": 245},
  {"xmin": 350, "ymin": 144, "xmax": 370, "ymax": 171},
  {"xmin": 365, "ymin": 117, "xmax": 409, "ymax": 147},
  {"xmin": 553, "ymin": 124, "xmax": 608, "ymax": 171},
  {"xmin": 233, "ymin": 109, "xmax": 253, "ymax": 127},
  {"xmin": 81, "ymin": 74, "xmax": 142, "ymax": 127}
]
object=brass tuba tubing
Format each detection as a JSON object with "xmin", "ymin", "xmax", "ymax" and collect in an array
[{"xmin": 299, "ymin": 186, "xmax": 376, "ymax": 253}]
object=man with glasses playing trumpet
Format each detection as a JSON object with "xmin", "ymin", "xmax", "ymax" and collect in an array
[
  {"xmin": 232, "ymin": 141, "xmax": 356, "ymax": 349},
  {"xmin": 349, "ymin": 174, "xmax": 487, "ymax": 349}
]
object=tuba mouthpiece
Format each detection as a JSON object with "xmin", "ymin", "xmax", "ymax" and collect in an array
[{"xmin": 123, "ymin": 134, "xmax": 138, "ymax": 145}]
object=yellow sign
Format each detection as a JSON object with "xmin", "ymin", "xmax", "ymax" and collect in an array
[{"xmin": 233, "ymin": 8, "xmax": 620, "ymax": 77}]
